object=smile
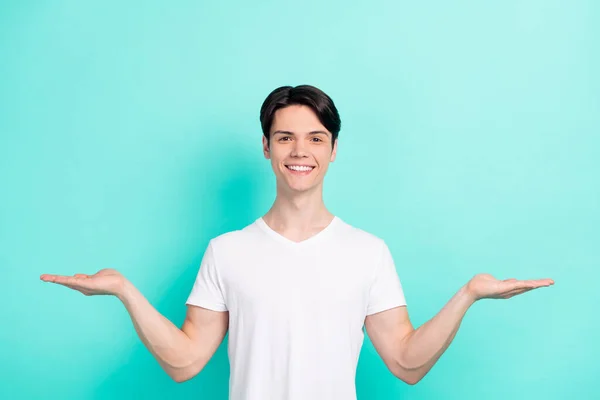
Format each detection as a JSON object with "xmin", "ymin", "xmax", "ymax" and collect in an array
[{"xmin": 285, "ymin": 165, "xmax": 315, "ymax": 175}]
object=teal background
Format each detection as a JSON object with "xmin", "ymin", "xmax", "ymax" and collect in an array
[{"xmin": 1, "ymin": 1, "xmax": 598, "ymax": 399}]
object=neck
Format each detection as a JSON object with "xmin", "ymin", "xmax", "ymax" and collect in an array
[{"xmin": 263, "ymin": 181, "xmax": 333, "ymax": 231}]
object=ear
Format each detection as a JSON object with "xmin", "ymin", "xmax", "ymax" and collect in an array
[
  {"xmin": 262, "ymin": 135, "xmax": 270, "ymax": 159},
  {"xmin": 330, "ymin": 138, "xmax": 337, "ymax": 162}
]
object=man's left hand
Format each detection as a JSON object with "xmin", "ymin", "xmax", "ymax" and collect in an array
[{"xmin": 465, "ymin": 273, "xmax": 554, "ymax": 302}]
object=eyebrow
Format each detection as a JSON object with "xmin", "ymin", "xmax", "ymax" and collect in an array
[{"xmin": 272, "ymin": 130, "xmax": 331, "ymax": 137}]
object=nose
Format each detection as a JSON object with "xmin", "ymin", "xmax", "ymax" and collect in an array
[{"xmin": 291, "ymin": 139, "xmax": 308, "ymax": 157}]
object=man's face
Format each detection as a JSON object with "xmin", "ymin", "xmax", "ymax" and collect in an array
[{"xmin": 263, "ymin": 105, "xmax": 337, "ymax": 193}]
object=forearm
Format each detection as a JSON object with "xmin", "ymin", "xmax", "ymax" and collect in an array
[
  {"xmin": 397, "ymin": 285, "xmax": 476, "ymax": 382},
  {"xmin": 117, "ymin": 280, "xmax": 198, "ymax": 381}
]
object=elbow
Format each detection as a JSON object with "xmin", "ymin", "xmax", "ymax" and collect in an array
[
  {"xmin": 402, "ymin": 373, "xmax": 423, "ymax": 385},
  {"xmin": 391, "ymin": 359, "xmax": 425, "ymax": 385},
  {"xmin": 171, "ymin": 372, "xmax": 193, "ymax": 383},
  {"xmin": 168, "ymin": 355, "xmax": 209, "ymax": 383},
  {"xmin": 392, "ymin": 369, "xmax": 424, "ymax": 385},
  {"xmin": 168, "ymin": 365, "xmax": 200, "ymax": 383}
]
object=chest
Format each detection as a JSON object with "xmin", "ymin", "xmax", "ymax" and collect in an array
[{"xmin": 221, "ymin": 247, "xmax": 374, "ymax": 319}]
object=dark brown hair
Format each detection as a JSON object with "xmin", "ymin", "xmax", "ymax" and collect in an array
[{"xmin": 259, "ymin": 85, "xmax": 341, "ymax": 149}]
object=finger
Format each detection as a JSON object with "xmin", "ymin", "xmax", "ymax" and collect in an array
[
  {"xmin": 506, "ymin": 279, "xmax": 546, "ymax": 291},
  {"xmin": 40, "ymin": 274, "xmax": 70, "ymax": 283},
  {"xmin": 503, "ymin": 287, "xmax": 535, "ymax": 298},
  {"xmin": 522, "ymin": 279, "xmax": 554, "ymax": 288},
  {"xmin": 74, "ymin": 274, "xmax": 89, "ymax": 279},
  {"xmin": 504, "ymin": 280, "xmax": 532, "ymax": 291},
  {"xmin": 62, "ymin": 282, "xmax": 91, "ymax": 295},
  {"xmin": 44, "ymin": 275, "xmax": 89, "ymax": 288},
  {"xmin": 52, "ymin": 275, "xmax": 79, "ymax": 285},
  {"xmin": 535, "ymin": 278, "xmax": 555, "ymax": 286}
]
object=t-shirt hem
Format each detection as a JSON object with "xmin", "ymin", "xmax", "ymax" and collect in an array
[
  {"xmin": 366, "ymin": 301, "xmax": 407, "ymax": 316},
  {"xmin": 185, "ymin": 298, "xmax": 228, "ymax": 312}
]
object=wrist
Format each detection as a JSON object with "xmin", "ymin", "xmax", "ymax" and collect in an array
[
  {"xmin": 116, "ymin": 278, "xmax": 135, "ymax": 304},
  {"xmin": 459, "ymin": 284, "xmax": 478, "ymax": 306}
]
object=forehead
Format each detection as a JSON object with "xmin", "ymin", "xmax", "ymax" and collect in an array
[{"xmin": 271, "ymin": 105, "xmax": 327, "ymax": 133}]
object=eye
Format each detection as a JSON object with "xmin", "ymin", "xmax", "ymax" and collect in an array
[
  {"xmin": 279, "ymin": 136, "xmax": 292, "ymax": 142},
  {"xmin": 311, "ymin": 137, "xmax": 323, "ymax": 142}
]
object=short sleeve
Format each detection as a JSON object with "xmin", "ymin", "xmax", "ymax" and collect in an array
[
  {"xmin": 185, "ymin": 240, "xmax": 228, "ymax": 312},
  {"xmin": 366, "ymin": 240, "xmax": 407, "ymax": 315}
]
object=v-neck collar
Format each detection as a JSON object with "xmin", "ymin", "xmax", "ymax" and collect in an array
[{"xmin": 255, "ymin": 215, "xmax": 340, "ymax": 247}]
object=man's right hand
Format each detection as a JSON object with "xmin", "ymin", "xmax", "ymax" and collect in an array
[
  {"xmin": 40, "ymin": 267, "xmax": 228, "ymax": 382},
  {"xmin": 40, "ymin": 268, "xmax": 126, "ymax": 298}
]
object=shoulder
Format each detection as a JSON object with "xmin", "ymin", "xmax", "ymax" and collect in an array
[
  {"xmin": 206, "ymin": 219, "xmax": 263, "ymax": 255},
  {"xmin": 335, "ymin": 217, "xmax": 387, "ymax": 251}
]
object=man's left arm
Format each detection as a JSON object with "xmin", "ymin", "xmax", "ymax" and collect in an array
[{"xmin": 365, "ymin": 274, "xmax": 554, "ymax": 385}]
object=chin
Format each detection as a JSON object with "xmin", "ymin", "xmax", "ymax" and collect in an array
[{"xmin": 288, "ymin": 182, "xmax": 322, "ymax": 193}]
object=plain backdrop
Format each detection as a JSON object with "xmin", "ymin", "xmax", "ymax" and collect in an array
[{"xmin": 1, "ymin": 1, "xmax": 598, "ymax": 399}]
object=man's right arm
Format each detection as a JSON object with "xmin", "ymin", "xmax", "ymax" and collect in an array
[{"xmin": 118, "ymin": 279, "xmax": 229, "ymax": 382}]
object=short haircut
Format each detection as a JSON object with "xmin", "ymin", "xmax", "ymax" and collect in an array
[{"xmin": 259, "ymin": 85, "xmax": 341, "ymax": 149}]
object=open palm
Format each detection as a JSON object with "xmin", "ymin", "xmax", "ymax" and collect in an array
[
  {"xmin": 40, "ymin": 268, "xmax": 125, "ymax": 297},
  {"xmin": 466, "ymin": 273, "xmax": 554, "ymax": 301}
]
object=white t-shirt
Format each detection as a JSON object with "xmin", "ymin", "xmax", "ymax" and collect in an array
[{"xmin": 186, "ymin": 215, "xmax": 407, "ymax": 400}]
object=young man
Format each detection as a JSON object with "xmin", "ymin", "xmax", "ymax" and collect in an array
[{"xmin": 41, "ymin": 85, "xmax": 554, "ymax": 400}]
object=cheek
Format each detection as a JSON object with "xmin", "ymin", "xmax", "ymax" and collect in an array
[
  {"xmin": 271, "ymin": 147, "xmax": 290, "ymax": 162},
  {"xmin": 316, "ymin": 151, "xmax": 333, "ymax": 165},
  {"xmin": 269, "ymin": 151, "xmax": 285, "ymax": 169}
]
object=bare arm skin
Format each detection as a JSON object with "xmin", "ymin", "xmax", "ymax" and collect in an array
[
  {"xmin": 40, "ymin": 268, "xmax": 229, "ymax": 382},
  {"xmin": 365, "ymin": 273, "xmax": 554, "ymax": 385},
  {"xmin": 364, "ymin": 287, "xmax": 470, "ymax": 385},
  {"xmin": 119, "ymin": 279, "xmax": 228, "ymax": 382}
]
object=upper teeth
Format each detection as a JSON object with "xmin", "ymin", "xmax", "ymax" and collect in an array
[{"xmin": 288, "ymin": 165, "xmax": 313, "ymax": 171}]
